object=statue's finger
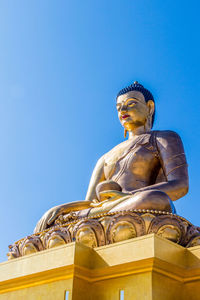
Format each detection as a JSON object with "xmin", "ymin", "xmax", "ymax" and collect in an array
[
  {"xmin": 90, "ymin": 202, "xmax": 102, "ymax": 207},
  {"xmin": 99, "ymin": 191, "xmax": 111, "ymax": 197},
  {"xmin": 47, "ymin": 211, "xmax": 58, "ymax": 225},
  {"xmin": 100, "ymin": 192, "xmax": 117, "ymax": 199}
]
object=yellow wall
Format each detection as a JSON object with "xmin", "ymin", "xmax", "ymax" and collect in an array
[
  {"xmin": 89, "ymin": 273, "xmax": 152, "ymax": 300},
  {"xmin": 0, "ymin": 235, "xmax": 200, "ymax": 300},
  {"xmin": 0, "ymin": 279, "xmax": 73, "ymax": 300}
]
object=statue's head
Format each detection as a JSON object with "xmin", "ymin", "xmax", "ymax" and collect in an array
[{"xmin": 116, "ymin": 82, "xmax": 155, "ymax": 133}]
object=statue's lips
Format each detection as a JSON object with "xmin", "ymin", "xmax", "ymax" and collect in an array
[{"xmin": 121, "ymin": 114, "xmax": 130, "ymax": 119}]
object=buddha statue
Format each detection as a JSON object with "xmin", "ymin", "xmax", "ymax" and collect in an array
[{"xmin": 34, "ymin": 82, "xmax": 189, "ymax": 234}]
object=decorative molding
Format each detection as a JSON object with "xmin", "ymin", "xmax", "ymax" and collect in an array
[{"xmin": 8, "ymin": 209, "xmax": 200, "ymax": 259}]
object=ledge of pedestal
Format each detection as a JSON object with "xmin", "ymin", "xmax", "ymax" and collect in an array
[{"xmin": 1, "ymin": 234, "xmax": 200, "ymax": 300}]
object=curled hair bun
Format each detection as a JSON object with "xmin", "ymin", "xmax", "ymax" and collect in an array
[{"xmin": 117, "ymin": 81, "xmax": 154, "ymax": 103}]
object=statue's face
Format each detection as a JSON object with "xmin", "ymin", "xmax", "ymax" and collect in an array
[{"xmin": 116, "ymin": 91, "xmax": 152, "ymax": 131}]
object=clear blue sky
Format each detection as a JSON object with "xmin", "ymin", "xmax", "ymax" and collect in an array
[{"xmin": 0, "ymin": 0, "xmax": 199, "ymax": 262}]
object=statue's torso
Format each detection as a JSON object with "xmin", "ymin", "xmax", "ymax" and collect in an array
[{"xmin": 104, "ymin": 132, "xmax": 164, "ymax": 192}]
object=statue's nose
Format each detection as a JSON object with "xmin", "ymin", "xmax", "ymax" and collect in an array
[{"xmin": 120, "ymin": 105, "xmax": 127, "ymax": 112}]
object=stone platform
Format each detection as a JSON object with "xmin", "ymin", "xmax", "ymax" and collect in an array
[
  {"xmin": 8, "ymin": 209, "xmax": 200, "ymax": 259},
  {"xmin": 1, "ymin": 234, "xmax": 200, "ymax": 299}
]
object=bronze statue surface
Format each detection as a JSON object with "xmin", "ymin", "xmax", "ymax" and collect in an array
[
  {"xmin": 8, "ymin": 81, "xmax": 200, "ymax": 259},
  {"xmin": 34, "ymin": 82, "xmax": 188, "ymax": 232}
]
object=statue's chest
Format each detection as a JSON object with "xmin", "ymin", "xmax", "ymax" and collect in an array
[{"xmin": 104, "ymin": 134, "xmax": 158, "ymax": 180}]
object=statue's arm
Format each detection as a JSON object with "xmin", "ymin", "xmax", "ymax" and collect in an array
[
  {"xmin": 154, "ymin": 130, "xmax": 189, "ymax": 200},
  {"xmin": 85, "ymin": 154, "xmax": 106, "ymax": 201},
  {"xmin": 123, "ymin": 130, "xmax": 189, "ymax": 202},
  {"xmin": 133, "ymin": 130, "xmax": 189, "ymax": 201}
]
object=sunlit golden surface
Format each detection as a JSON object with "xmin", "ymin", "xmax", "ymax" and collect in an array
[{"xmin": 1, "ymin": 235, "xmax": 200, "ymax": 299}]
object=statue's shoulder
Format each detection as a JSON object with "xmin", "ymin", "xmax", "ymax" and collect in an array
[
  {"xmin": 153, "ymin": 130, "xmax": 184, "ymax": 150},
  {"xmin": 153, "ymin": 130, "xmax": 182, "ymax": 141},
  {"xmin": 95, "ymin": 141, "xmax": 127, "ymax": 165},
  {"xmin": 104, "ymin": 140, "xmax": 128, "ymax": 159}
]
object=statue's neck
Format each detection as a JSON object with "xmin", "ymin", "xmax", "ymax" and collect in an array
[{"xmin": 128, "ymin": 126, "xmax": 150, "ymax": 140}]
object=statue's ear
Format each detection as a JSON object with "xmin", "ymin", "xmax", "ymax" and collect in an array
[{"xmin": 147, "ymin": 100, "xmax": 155, "ymax": 116}]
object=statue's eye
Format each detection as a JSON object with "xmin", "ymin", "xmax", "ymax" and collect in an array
[
  {"xmin": 127, "ymin": 102, "xmax": 136, "ymax": 107},
  {"xmin": 116, "ymin": 105, "xmax": 121, "ymax": 111}
]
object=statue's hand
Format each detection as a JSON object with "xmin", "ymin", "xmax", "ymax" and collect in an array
[
  {"xmin": 99, "ymin": 190, "xmax": 130, "ymax": 201},
  {"xmin": 34, "ymin": 201, "xmax": 91, "ymax": 233},
  {"xmin": 34, "ymin": 205, "xmax": 65, "ymax": 233},
  {"xmin": 90, "ymin": 190, "xmax": 130, "ymax": 207}
]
